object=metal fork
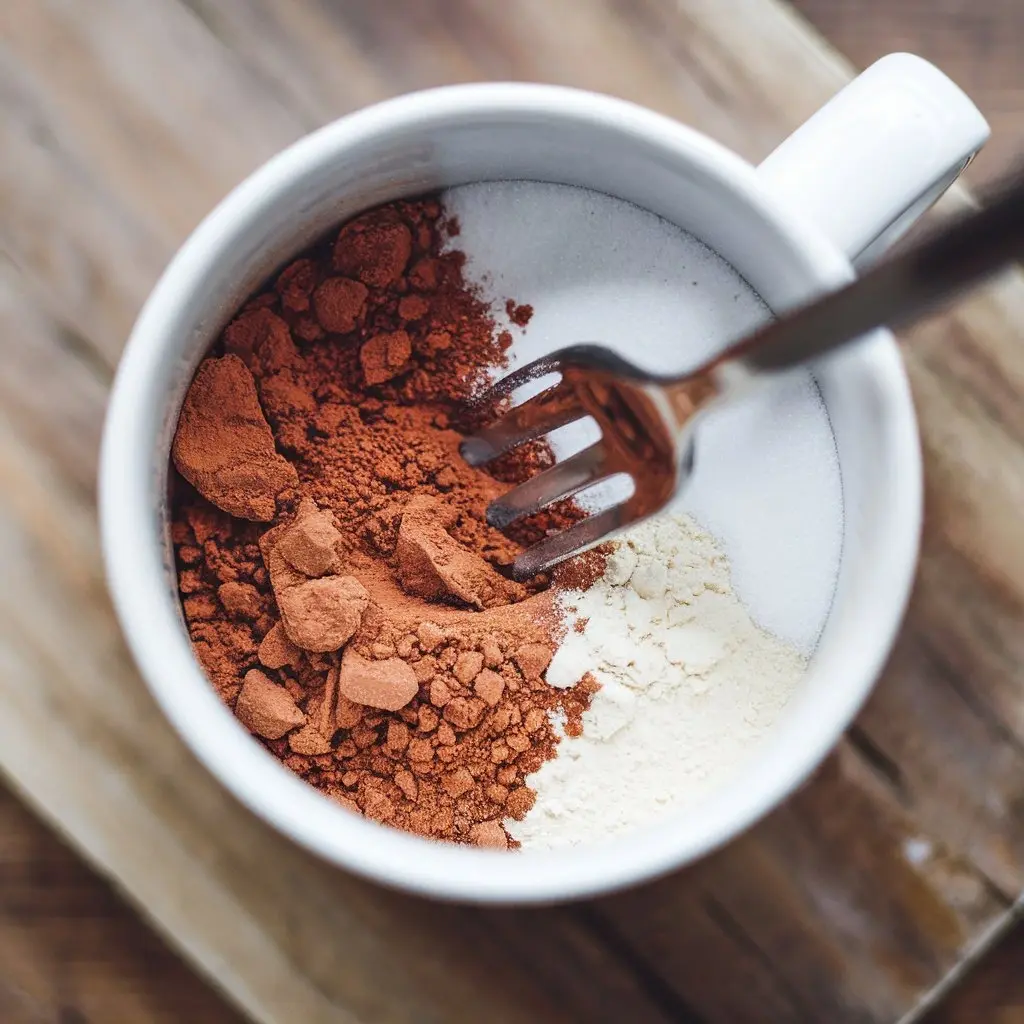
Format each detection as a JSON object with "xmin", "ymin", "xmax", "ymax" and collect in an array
[{"xmin": 461, "ymin": 169, "xmax": 1024, "ymax": 580}]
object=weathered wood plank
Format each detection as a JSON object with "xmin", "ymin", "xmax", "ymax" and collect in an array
[
  {"xmin": 2, "ymin": 0, "xmax": 299, "ymax": 234},
  {"xmin": 0, "ymin": 43, "xmax": 166, "ymax": 366},
  {"xmin": 177, "ymin": 0, "xmax": 391, "ymax": 125},
  {"xmin": 0, "ymin": 0, "xmax": 301, "ymax": 362},
  {"xmin": 0, "ymin": 783, "xmax": 246, "ymax": 1024},
  {"xmin": 927, "ymin": 913, "xmax": 1024, "ymax": 1023},
  {"xmin": 791, "ymin": 0, "xmax": 1024, "ymax": 187},
  {"xmin": 0, "ymin": 259, "xmax": 108, "ymax": 499},
  {"xmin": 597, "ymin": 743, "xmax": 1009, "ymax": 1024}
]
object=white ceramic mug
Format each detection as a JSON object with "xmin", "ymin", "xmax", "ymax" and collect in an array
[{"xmin": 100, "ymin": 54, "xmax": 988, "ymax": 903}]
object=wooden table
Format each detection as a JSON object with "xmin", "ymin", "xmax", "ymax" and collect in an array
[{"xmin": 1, "ymin": 1, "xmax": 1023, "ymax": 1022}]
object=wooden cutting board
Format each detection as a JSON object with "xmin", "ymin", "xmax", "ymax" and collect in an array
[{"xmin": 1, "ymin": 1, "xmax": 1022, "ymax": 1021}]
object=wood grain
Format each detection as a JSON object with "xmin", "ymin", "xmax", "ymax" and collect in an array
[
  {"xmin": 928, "ymin": 925, "xmax": 1024, "ymax": 1023},
  {"xmin": 0, "ymin": 783, "xmax": 244, "ymax": 1024},
  {"xmin": 792, "ymin": 0, "xmax": 1024, "ymax": 186},
  {"xmin": 0, "ymin": 1, "xmax": 1022, "ymax": 1022}
]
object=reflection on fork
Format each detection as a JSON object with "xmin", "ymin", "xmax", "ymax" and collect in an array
[{"xmin": 460, "ymin": 345, "xmax": 714, "ymax": 579}]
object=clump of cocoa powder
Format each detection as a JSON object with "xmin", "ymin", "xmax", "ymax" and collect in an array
[
  {"xmin": 505, "ymin": 299, "xmax": 533, "ymax": 328},
  {"xmin": 170, "ymin": 197, "xmax": 597, "ymax": 848}
]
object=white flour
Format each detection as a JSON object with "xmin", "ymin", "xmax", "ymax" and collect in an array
[{"xmin": 506, "ymin": 514, "xmax": 807, "ymax": 849}]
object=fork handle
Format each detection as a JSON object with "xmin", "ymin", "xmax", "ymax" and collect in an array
[{"xmin": 705, "ymin": 166, "xmax": 1024, "ymax": 384}]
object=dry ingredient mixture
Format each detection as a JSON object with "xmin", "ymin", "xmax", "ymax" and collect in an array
[
  {"xmin": 172, "ymin": 186, "xmax": 814, "ymax": 853},
  {"xmin": 508, "ymin": 513, "xmax": 807, "ymax": 848},
  {"xmin": 169, "ymin": 197, "xmax": 597, "ymax": 849}
]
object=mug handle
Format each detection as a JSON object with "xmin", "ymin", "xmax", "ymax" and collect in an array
[{"xmin": 756, "ymin": 53, "xmax": 990, "ymax": 267}]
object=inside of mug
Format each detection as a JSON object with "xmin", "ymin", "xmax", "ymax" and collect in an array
[{"xmin": 146, "ymin": 96, "xmax": 914, "ymax": 887}]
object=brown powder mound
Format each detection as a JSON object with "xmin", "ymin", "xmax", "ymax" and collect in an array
[
  {"xmin": 275, "ymin": 502, "xmax": 343, "ymax": 578},
  {"xmin": 223, "ymin": 307, "xmax": 301, "ymax": 374},
  {"xmin": 258, "ymin": 622, "xmax": 301, "ymax": 670},
  {"xmin": 337, "ymin": 650, "xmax": 419, "ymax": 711},
  {"xmin": 313, "ymin": 276, "xmax": 368, "ymax": 335},
  {"xmin": 469, "ymin": 820, "xmax": 508, "ymax": 849},
  {"xmin": 235, "ymin": 669, "xmax": 305, "ymax": 739},
  {"xmin": 333, "ymin": 209, "xmax": 412, "ymax": 288},
  {"xmin": 277, "ymin": 575, "xmax": 370, "ymax": 653},
  {"xmin": 275, "ymin": 259, "xmax": 317, "ymax": 313},
  {"xmin": 260, "ymin": 510, "xmax": 369, "ymax": 653},
  {"xmin": 360, "ymin": 329, "xmax": 412, "ymax": 385},
  {"xmin": 505, "ymin": 299, "xmax": 533, "ymax": 328},
  {"xmin": 170, "ymin": 196, "xmax": 599, "ymax": 848},
  {"xmin": 395, "ymin": 496, "xmax": 525, "ymax": 609},
  {"xmin": 217, "ymin": 580, "xmax": 263, "ymax": 621},
  {"xmin": 172, "ymin": 355, "xmax": 297, "ymax": 521}
]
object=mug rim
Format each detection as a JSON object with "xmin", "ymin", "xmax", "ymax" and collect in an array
[{"xmin": 100, "ymin": 83, "xmax": 921, "ymax": 902}]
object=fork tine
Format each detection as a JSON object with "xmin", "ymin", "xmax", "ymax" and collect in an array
[
  {"xmin": 459, "ymin": 377, "xmax": 584, "ymax": 466},
  {"xmin": 478, "ymin": 352, "xmax": 567, "ymax": 400},
  {"xmin": 486, "ymin": 443, "xmax": 608, "ymax": 529},
  {"xmin": 510, "ymin": 501, "xmax": 636, "ymax": 580}
]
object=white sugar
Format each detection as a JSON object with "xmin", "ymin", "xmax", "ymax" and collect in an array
[{"xmin": 442, "ymin": 181, "xmax": 842, "ymax": 651}]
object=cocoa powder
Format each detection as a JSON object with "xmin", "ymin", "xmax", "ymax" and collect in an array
[
  {"xmin": 170, "ymin": 197, "xmax": 596, "ymax": 848},
  {"xmin": 505, "ymin": 299, "xmax": 534, "ymax": 328}
]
